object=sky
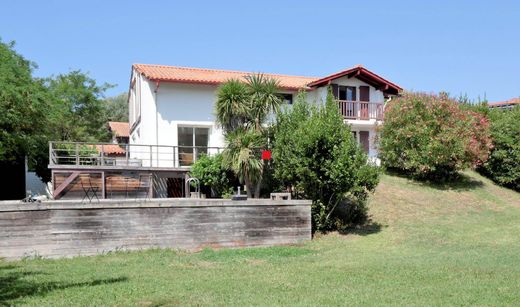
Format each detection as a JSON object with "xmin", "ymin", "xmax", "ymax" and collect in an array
[{"xmin": 1, "ymin": 0, "xmax": 519, "ymax": 102}]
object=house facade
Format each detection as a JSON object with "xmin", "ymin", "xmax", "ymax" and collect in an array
[
  {"xmin": 128, "ymin": 64, "xmax": 401, "ymax": 162},
  {"xmin": 489, "ymin": 98, "xmax": 520, "ymax": 110},
  {"xmin": 48, "ymin": 64, "xmax": 401, "ymax": 199}
]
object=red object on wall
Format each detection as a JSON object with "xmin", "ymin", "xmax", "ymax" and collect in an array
[{"xmin": 261, "ymin": 150, "xmax": 271, "ymax": 160}]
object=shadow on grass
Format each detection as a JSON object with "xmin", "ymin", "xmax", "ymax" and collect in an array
[
  {"xmin": 0, "ymin": 264, "xmax": 127, "ymax": 304},
  {"xmin": 339, "ymin": 221, "xmax": 384, "ymax": 236},
  {"xmin": 385, "ymin": 169, "xmax": 484, "ymax": 191}
]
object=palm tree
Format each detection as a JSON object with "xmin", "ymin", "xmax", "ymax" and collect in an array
[
  {"xmin": 215, "ymin": 74, "xmax": 282, "ymax": 198},
  {"xmin": 215, "ymin": 79, "xmax": 251, "ymax": 133},
  {"xmin": 246, "ymin": 74, "xmax": 282, "ymax": 131},
  {"xmin": 222, "ymin": 129, "xmax": 263, "ymax": 198}
]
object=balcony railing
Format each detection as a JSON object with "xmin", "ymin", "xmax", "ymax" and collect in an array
[
  {"xmin": 49, "ymin": 142, "xmax": 225, "ymax": 169},
  {"xmin": 337, "ymin": 100, "xmax": 384, "ymax": 120}
]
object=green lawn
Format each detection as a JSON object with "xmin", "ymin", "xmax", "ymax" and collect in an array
[{"xmin": 2, "ymin": 171, "xmax": 520, "ymax": 306}]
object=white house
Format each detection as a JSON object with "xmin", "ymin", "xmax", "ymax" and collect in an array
[
  {"xmin": 128, "ymin": 64, "xmax": 402, "ymax": 163},
  {"xmin": 489, "ymin": 97, "xmax": 520, "ymax": 110},
  {"xmin": 48, "ymin": 64, "xmax": 401, "ymax": 199}
]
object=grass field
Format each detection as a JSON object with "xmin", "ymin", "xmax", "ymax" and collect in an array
[{"xmin": 2, "ymin": 171, "xmax": 520, "ymax": 306}]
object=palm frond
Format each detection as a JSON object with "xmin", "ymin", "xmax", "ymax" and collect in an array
[{"xmin": 215, "ymin": 79, "xmax": 250, "ymax": 132}]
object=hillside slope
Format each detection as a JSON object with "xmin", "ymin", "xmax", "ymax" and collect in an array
[{"xmin": 1, "ymin": 171, "xmax": 520, "ymax": 306}]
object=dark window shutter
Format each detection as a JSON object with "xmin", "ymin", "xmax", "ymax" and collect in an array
[
  {"xmin": 359, "ymin": 131, "xmax": 370, "ymax": 153},
  {"xmin": 360, "ymin": 86, "xmax": 370, "ymax": 102},
  {"xmin": 331, "ymin": 84, "xmax": 339, "ymax": 99}
]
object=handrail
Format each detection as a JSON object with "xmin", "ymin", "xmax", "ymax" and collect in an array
[
  {"xmin": 49, "ymin": 141, "xmax": 226, "ymax": 168},
  {"xmin": 337, "ymin": 100, "xmax": 384, "ymax": 120}
]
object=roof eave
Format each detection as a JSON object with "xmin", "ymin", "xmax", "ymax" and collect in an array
[
  {"xmin": 146, "ymin": 78, "xmax": 309, "ymax": 91},
  {"xmin": 307, "ymin": 67, "xmax": 402, "ymax": 95}
]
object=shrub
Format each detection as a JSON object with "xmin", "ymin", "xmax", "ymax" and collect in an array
[
  {"xmin": 189, "ymin": 154, "xmax": 236, "ymax": 198},
  {"xmin": 379, "ymin": 92, "xmax": 492, "ymax": 181},
  {"xmin": 478, "ymin": 106, "xmax": 520, "ymax": 191},
  {"xmin": 273, "ymin": 91, "xmax": 380, "ymax": 232}
]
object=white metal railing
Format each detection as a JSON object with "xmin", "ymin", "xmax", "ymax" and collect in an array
[
  {"xmin": 337, "ymin": 100, "xmax": 384, "ymax": 120},
  {"xmin": 49, "ymin": 142, "xmax": 225, "ymax": 168}
]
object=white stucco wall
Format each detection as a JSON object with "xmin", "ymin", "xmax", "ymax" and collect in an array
[
  {"xmin": 155, "ymin": 83, "xmax": 224, "ymax": 149},
  {"xmin": 129, "ymin": 70, "xmax": 157, "ymax": 146},
  {"xmin": 157, "ymin": 83, "xmax": 216, "ymax": 122}
]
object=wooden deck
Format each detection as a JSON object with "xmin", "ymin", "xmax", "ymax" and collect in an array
[
  {"xmin": 48, "ymin": 142, "xmax": 225, "ymax": 200},
  {"xmin": 51, "ymin": 169, "xmax": 188, "ymax": 200}
]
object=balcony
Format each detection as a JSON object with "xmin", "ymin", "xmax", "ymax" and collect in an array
[
  {"xmin": 337, "ymin": 100, "xmax": 384, "ymax": 120},
  {"xmin": 49, "ymin": 141, "xmax": 225, "ymax": 170}
]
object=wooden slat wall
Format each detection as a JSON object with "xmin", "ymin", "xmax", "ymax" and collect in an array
[
  {"xmin": 54, "ymin": 172, "xmax": 150, "ymax": 199},
  {"xmin": 0, "ymin": 200, "xmax": 311, "ymax": 259}
]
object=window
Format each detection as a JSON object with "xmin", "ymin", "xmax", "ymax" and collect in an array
[
  {"xmin": 129, "ymin": 78, "xmax": 135, "ymax": 125},
  {"xmin": 351, "ymin": 130, "xmax": 369, "ymax": 153},
  {"xmin": 359, "ymin": 131, "xmax": 370, "ymax": 153},
  {"xmin": 178, "ymin": 126, "xmax": 210, "ymax": 166},
  {"xmin": 280, "ymin": 93, "xmax": 293, "ymax": 105},
  {"xmin": 339, "ymin": 86, "xmax": 356, "ymax": 101},
  {"xmin": 129, "ymin": 76, "xmax": 141, "ymax": 126}
]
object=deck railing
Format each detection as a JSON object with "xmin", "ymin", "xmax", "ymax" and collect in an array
[
  {"xmin": 337, "ymin": 100, "xmax": 384, "ymax": 120},
  {"xmin": 49, "ymin": 142, "xmax": 225, "ymax": 169}
]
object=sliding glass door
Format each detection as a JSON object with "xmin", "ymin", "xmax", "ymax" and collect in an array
[{"xmin": 178, "ymin": 126, "xmax": 209, "ymax": 166}]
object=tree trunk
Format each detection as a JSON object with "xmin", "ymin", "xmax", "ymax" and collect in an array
[
  {"xmin": 254, "ymin": 177, "xmax": 262, "ymax": 198},
  {"xmin": 255, "ymin": 117, "xmax": 261, "ymax": 132},
  {"xmin": 244, "ymin": 176, "xmax": 252, "ymax": 198}
]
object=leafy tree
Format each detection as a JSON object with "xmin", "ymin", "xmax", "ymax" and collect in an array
[
  {"xmin": 273, "ymin": 90, "xmax": 380, "ymax": 231},
  {"xmin": 0, "ymin": 40, "xmax": 51, "ymax": 182},
  {"xmin": 478, "ymin": 106, "xmax": 520, "ymax": 191},
  {"xmin": 379, "ymin": 92, "xmax": 492, "ymax": 181},
  {"xmin": 46, "ymin": 70, "xmax": 113, "ymax": 142},
  {"xmin": 0, "ymin": 40, "xmax": 116, "ymax": 185},
  {"xmin": 457, "ymin": 93, "xmax": 490, "ymax": 117},
  {"xmin": 189, "ymin": 153, "xmax": 236, "ymax": 197},
  {"xmin": 103, "ymin": 92, "xmax": 128, "ymax": 122}
]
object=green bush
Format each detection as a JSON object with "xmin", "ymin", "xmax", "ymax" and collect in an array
[
  {"xmin": 273, "ymin": 91, "xmax": 380, "ymax": 232},
  {"xmin": 189, "ymin": 154, "xmax": 236, "ymax": 198},
  {"xmin": 478, "ymin": 106, "xmax": 520, "ymax": 191},
  {"xmin": 379, "ymin": 92, "xmax": 492, "ymax": 181}
]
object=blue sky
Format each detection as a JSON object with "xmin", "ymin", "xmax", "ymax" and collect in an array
[{"xmin": 1, "ymin": 0, "xmax": 519, "ymax": 102}]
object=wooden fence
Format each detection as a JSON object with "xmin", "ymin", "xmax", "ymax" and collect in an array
[{"xmin": 0, "ymin": 199, "xmax": 311, "ymax": 259}]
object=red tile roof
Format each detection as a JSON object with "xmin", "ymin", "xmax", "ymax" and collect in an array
[
  {"xmin": 133, "ymin": 64, "xmax": 319, "ymax": 90},
  {"xmin": 108, "ymin": 121, "xmax": 129, "ymax": 137},
  {"xmin": 489, "ymin": 98, "xmax": 520, "ymax": 107},
  {"xmin": 307, "ymin": 65, "xmax": 402, "ymax": 95},
  {"xmin": 95, "ymin": 144, "xmax": 126, "ymax": 156}
]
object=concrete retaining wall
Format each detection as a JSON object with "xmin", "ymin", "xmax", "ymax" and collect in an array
[{"xmin": 0, "ymin": 199, "xmax": 312, "ymax": 260}]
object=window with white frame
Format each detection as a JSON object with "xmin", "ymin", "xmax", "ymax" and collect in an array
[{"xmin": 178, "ymin": 126, "xmax": 210, "ymax": 166}]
